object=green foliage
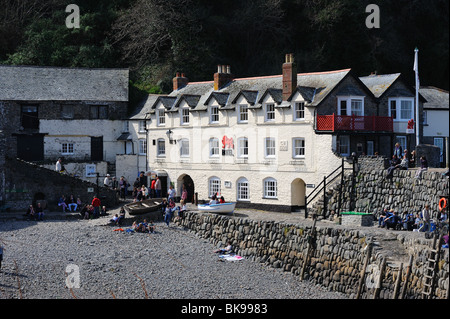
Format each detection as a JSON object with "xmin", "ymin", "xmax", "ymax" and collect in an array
[{"xmin": 0, "ymin": 0, "xmax": 448, "ymax": 90}]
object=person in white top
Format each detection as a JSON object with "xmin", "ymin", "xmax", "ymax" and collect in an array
[
  {"xmin": 168, "ymin": 185, "xmax": 176, "ymax": 201},
  {"xmin": 104, "ymin": 174, "xmax": 111, "ymax": 188},
  {"xmin": 55, "ymin": 158, "xmax": 62, "ymax": 172}
]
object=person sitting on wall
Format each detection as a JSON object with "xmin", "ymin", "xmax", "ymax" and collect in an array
[
  {"xmin": 409, "ymin": 150, "xmax": 416, "ymax": 168},
  {"xmin": 68, "ymin": 195, "xmax": 77, "ymax": 212},
  {"xmin": 35, "ymin": 202, "xmax": 44, "ymax": 221},
  {"xmin": 413, "ymin": 213, "xmax": 422, "ymax": 230},
  {"xmin": 386, "ymin": 155, "xmax": 401, "ymax": 179},
  {"xmin": 402, "ymin": 211, "xmax": 416, "ymax": 231},
  {"xmin": 79, "ymin": 204, "xmax": 88, "ymax": 219},
  {"xmin": 379, "ymin": 209, "xmax": 394, "ymax": 228},
  {"xmin": 24, "ymin": 204, "xmax": 36, "ymax": 220},
  {"xmin": 384, "ymin": 211, "xmax": 400, "ymax": 230},
  {"xmin": 76, "ymin": 197, "xmax": 82, "ymax": 210},
  {"xmin": 415, "ymin": 156, "xmax": 428, "ymax": 180},
  {"xmin": 58, "ymin": 195, "xmax": 68, "ymax": 212},
  {"xmin": 175, "ymin": 200, "xmax": 187, "ymax": 221},
  {"xmin": 378, "ymin": 209, "xmax": 388, "ymax": 227}
]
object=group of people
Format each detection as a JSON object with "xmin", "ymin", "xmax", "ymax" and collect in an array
[
  {"xmin": 377, "ymin": 204, "xmax": 448, "ymax": 233},
  {"xmin": 161, "ymin": 197, "xmax": 187, "ymax": 226},
  {"xmin": 104, "ymin": 174, "xmax": 130, "ymax": 200},
  {"xmin": 24, "ymin": 202, "xmax": 45, "ymax": 221},
  {"xmin": 209, "ymin": 194, "xmax": 226, "ymax": 205},
  {"xmin": 130, "ymin": 174, "xmax": 163, "ymax": 201},
  {"xmin": 79, "ymin": 195, "xmax": 106, "ymax": 219},
  {"xmin": 109, "ymin": 207, "xmax": 126, "ymax": 226},
  {"xmin": 57, "ymin": 194, "xmax": 82, "ymax": 212},
  {"xmin": 386, "ymin": 144, "xmax": 428, "ymax": 180},
  {"xmin": 130, "ymin": 219, "xmax": 156, "ymax": 233}
]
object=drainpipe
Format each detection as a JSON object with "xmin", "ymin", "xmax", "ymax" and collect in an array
[{"xmin": 446, "ymin": 136, "xmax": 449, "ymax": 168}]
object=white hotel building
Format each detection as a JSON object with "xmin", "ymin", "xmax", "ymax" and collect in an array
[{"xmin": 138, "ymin": 54, "xmax": 422, "ymax": 212}]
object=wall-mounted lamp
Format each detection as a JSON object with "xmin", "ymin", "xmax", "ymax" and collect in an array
[{"xmin": 166, "ymin": 129, "xmax": 175, "ymax": 144}]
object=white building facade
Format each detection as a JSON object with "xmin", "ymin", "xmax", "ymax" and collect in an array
[
  {"xmin": 139, "ymin": 55, "xmax": 424, "ymax": 212},
  {"xmin": 142, "ymin": 56, "xmax": 386, "ymax": 211}
]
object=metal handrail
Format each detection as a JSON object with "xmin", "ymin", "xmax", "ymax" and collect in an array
[{"xmin": 305, "ymin": 158, "xmax": 350, "ymax": 218}]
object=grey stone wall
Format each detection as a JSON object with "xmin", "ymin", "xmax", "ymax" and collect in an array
[
  {"xmin": 175, "ymin": 212, "xmax": 448, "ymax": 299},
  {"xmin": 416, "ymin": 144, "xmax": 441, "ymax": 168}
]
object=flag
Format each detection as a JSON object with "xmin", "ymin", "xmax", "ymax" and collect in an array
[
  {"xmin": 413, "ymin": 48, "xmax": 418, "ymax": 71},
  {"xmin": 413, "ymin": 47, "xmax": 420, "ymax": 87}
]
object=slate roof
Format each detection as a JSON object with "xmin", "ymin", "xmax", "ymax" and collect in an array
[
  {"xmin": 145, "ymin": 69, "xmax": 352, "ymax": 114},
  {"xmin": 359, "ymin": 73, "xmax": 401, "ymax": 98},
  {"xmin": 0, "ymin": 65, "xmax": 129, "ymax": 102},
  {"xmin": 128, "ymin": 94, "xmax": 161, "ymax": 120},
  {"xmin": 419, "ymin": 86, "xmax": 449, "ymax": 110}
]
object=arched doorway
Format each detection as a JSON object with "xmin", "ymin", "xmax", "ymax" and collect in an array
[
  {"xmin": 177, "ymin": 174, "xmax": 195, "ymax": 203},
  {"xmin": 291, "ymin": 178, "xmax": 306, "ymax": 212}
]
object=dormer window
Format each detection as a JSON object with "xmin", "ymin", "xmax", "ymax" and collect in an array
[
  {"xmin": 157, "ymin": 108, "xmax": 165, "ymax": 126},
  {"xmin": 238, "ymin": 104, "xmax": 248, "ymax": 123},
  {"xmin": 180, "ymin": 106, "xmax": 190, "ymax": 125},
  {"xmin": 293, "ymin": 102, "xmax": 305, "ymax": 121},
  {"xmin": 139, "ymin": 120, "xmax": 146, "ymax": 133},
  {"xmin": 265, "ymin": 103, "xmax": 275, "ymax": 121},
  {"xmin": 210, "ymin": 105, "xmax": 219, "ymax": 124}
]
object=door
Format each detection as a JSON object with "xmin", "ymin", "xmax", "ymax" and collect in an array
[
  {"xmin": 366, "ymin": 141, "xmax": 374, "ymax": 156},
  {"xmin": 434, "ymin": 137, "xmax": 444, "ymax": 164},
  {"xmin": 182, "ymin": 175, "xmax": 195, "ymax": 203},
  {"xmin": 125, "ymin": 141, "xmax": 133, "ymax": 154},
  {"xmin": 91, "ymin": 136, "xmax": 103, "ymax": 161},
  {"xmin": 17, "ymin": 135, "xmax": 44, "ymax": 161}
]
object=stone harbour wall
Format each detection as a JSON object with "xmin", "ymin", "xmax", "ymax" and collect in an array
[{"xmin": 175, "ymin": 212, "xmax": 449, "ymax": 299}]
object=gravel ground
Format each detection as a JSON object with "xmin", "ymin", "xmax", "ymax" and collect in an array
[{"xmin": 0, "ymin": 207, "xmax": 347, "ymax": 300}]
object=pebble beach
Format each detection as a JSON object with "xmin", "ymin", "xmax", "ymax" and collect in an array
[{"xmin": 0, "ymin": 206, "xmax": 347, "ymax": 300}]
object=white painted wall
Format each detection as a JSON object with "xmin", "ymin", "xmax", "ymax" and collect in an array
[
  {"xmin": 145, "ymin": 93, "xmax": 342, "ymax": 207},
  {"xmin": 40, "ymin": 119, "xmax": 124, "ymax": 162},
  {"xmin": 423, "ymin": 110, "xmax": 449, "ymax": 137}
]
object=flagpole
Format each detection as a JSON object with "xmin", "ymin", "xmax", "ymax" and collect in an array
[{"xmin": 414, "ymin": 47, "xmax": 420, "ymax": 146}]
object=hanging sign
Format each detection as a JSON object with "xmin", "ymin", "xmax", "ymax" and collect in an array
[
  {"xmin": 222, "ymin": 136, "xmax": 234, "ymax": 156},
  {"xmin": 406, "ymin": 119, "xmax": 415, "ymax": 134}
]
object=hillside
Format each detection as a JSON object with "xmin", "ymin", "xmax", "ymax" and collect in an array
[{"xmin": 1, "ymin": 0, "xmax": 448, "ymax": 101}]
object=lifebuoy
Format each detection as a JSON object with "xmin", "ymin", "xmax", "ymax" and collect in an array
[{"xmin": 439, "ymin": 198, "xmax": 447, "ymax": 211}]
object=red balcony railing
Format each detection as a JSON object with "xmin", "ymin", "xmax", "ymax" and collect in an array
[{"xmin": 316, "ymin": 114, "xmax": 393, "ymax": 132}]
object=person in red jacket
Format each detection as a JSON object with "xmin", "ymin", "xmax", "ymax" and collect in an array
[{"xmin": 91, "ymin": 195, "xmax": 101, "ymax": 218}]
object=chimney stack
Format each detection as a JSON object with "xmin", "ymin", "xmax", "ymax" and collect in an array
[
  {"xmin": 214, "ymin": 65, "xmax": 233, "ymax": 90},
  {"xmin": 173, "ymin": 72, "xmax": 189, "ymax": 91},
  {"xmin": 282, "ymin": 53, "xmax": 297, "ymax": 101}
]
